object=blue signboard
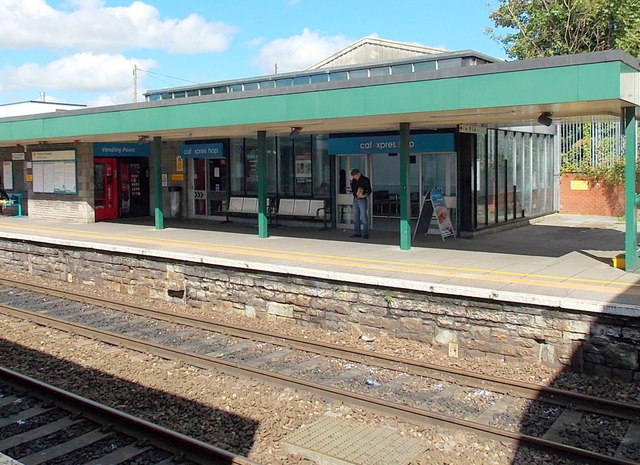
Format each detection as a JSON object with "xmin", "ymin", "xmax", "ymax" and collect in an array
[
  {"xmin": 93, "ymin": 143, "xmax": 150, "ymax": 157},
  {"xmin": 328, "ymin": 133, "xmax": 454, "ymax": 155},
  {"xmin": 180, "ymin": 142, "xmax": 225, "ymax": 159}
]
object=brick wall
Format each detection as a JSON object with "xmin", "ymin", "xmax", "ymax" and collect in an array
[
  {"xmin": 559, "ymin": 173, "xmax": 636, "ymax": 217},
  {"xmin": 0, "ymin": 238, "xmax": 638, "ymax": 382},
  {"xmin": 27, "ymin": 199, "xmax": 94, "ymax": 223}
]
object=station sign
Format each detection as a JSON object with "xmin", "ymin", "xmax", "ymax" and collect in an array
[
  {"xmin": 180, "ymin": 142, "xmax": 225, "ymax": 159},
  {"xmin": 93, "ymin": 143, "xmax": 150, "ymax": 157},
  {"xmin": 328, "ymin": 133, "xmax": 454, "ymax": 155},
  {"xmin": 458, "ymin": 124, "xmax": 487, "ymax": 135}
]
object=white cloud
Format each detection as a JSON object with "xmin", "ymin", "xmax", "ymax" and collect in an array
[
  {"xmin": 0, "ymin": 0, "xmax": 236, "ymax": 54},
  {"xmin": 89, "ymin": 88, "xmax": 140, "ymax": 106},
  {"xmin": 1, "ymin": 53, "xmax": 156, "ymax": 95},
  {"xmin": 253, "ymin": 28, "xmax": 351, "ymax": 74}
]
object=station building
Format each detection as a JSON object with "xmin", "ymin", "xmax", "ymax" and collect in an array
[{"xmin": 0, "ymin": 38, "xmax": 637, "ymax": 267}]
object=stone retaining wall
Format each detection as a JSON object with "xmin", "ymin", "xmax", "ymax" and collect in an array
[{"xmin": 1, "ymin": 238, "xmax": 638, "ymax": 383}]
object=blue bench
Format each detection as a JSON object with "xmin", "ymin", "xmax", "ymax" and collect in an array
[{"xmin": 0, "ymin": 193, "xmax": 25, "ymax": 217}]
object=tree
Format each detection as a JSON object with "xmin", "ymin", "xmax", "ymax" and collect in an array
[{"xmin": 488, "ymin": 0, "xmax": 640, "ymax": 59}]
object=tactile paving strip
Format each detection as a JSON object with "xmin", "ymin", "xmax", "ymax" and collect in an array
[
  {"xmin": 283, "ymin": 416, "xmax": 428, "ymax": 465},
  {"xmin": 0, "ymin": 453, "xmax": 22, "ymax": 465}
]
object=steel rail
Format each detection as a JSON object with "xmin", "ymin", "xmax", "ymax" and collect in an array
[
  {"xmin": 4, "ymin": 277, "xmax": 638, "ymax": 421},
  {"xmin": 1, "ymin": 303, "xmax": 637, "ymax": 465},
  {"xmin": 0, "ymin": 365, "xmax": 262, "ymax": 465}
]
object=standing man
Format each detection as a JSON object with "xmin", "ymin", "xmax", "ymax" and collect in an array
[{"xmin": 350, "ymin": 168, "xmax": 372, "ymax": 238}]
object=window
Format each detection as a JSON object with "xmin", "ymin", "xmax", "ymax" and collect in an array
[
  {"xmin": 293, "ymin": 76, "xmax": 310, "ymax": 85},
  {"xmin": 200, "ymin": 88, "xmax": 213, "ymax": 96},
  {"xmin": 349, "ymin": 69, "xmax": 369, "ymax": 79},
  {"xmin": 244, "ymin": 138, "xmax": 258, "ymax": 195},
  {"xmin": 462, "ymin": 57, "xmax": 478, "ymax": 67},
  {"xmin": 276, "ymin": 78, "xmax": 293, "ymax": 87},
  {"xmin": 294, "ymin": 137, "xmax": 312, "ymax": 196},
  {"xmin": 496, "ymin": 131, "xmax": 509, "ymax": 222},
  {"xmin": 243, "ymin": 82, "xmax": 259, "ymax": 90},
  {"xmin": 214, "ymin": 86, "xmax": 228, "ymax": 94},
  {"xmin": 329, "ymin": 71, "xmax": 348, "ymax": 81},
  {"xmin": 266, "ymin": 137, "xmax": 277, "ymax": 195},
  {"xmin": 278, "ymin": 138, "xmax": 294, "ymax": 197},
  {"xmin": 229, "ymin": 84, "xmax": 242, "ymax": 92},
  {"xmin": 312, "ymin": 136, "xmax": 330, "ymax": 198},
  {"xmin": 487, "ymin": 130, "xmax": 497, "ymax": 225},
  {"xmin": 230, "ymin": 138, "xmax": 245, "ymax": 195},
  {"xmin": 391, "ymin": 64, "xmax": 413, "ymax": 75},
  {"xmin": 187, "ymin": 89, "xmax": 199, "ymax": 97},
  {"xmin": 310, "ymin": 74, "xmax": 329, "ymax": 83},
  {"xmin": 259, "ymin": 80, "xmax": 275, "ymax": 89},
  {"xmin": 414, "ymin": 61, "xmax": 436, "ymax": 72},
  {"xmin": 437, "ymin": 58, "xmax": 463, "ymax": 69},
  {"xmin": 370, "ymin": 67, "xmax": 389, "ymax": 77},
  {"xmin": 475, "ymin": 132, "xmax": 488, "ymax": 227}
]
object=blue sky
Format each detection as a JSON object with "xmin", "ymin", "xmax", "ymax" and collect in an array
[{"xmin": 0, "ymin": 0, "xmax": 509, "ymax": 107}]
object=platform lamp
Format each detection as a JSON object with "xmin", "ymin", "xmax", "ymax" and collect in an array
[
  {"xmin": 289, "ymin": 126, "xmax": 303, "ymax": 138},
  {"xmin": 537, "ymin": 112, "xmax": 553, "ymax": 127}
]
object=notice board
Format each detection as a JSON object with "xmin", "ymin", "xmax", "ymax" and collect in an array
[{"xmin": 32, "ymin": 150, "xmax": 77, "ymax": 194}]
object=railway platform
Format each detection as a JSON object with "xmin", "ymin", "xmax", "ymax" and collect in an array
[{"xmin": 0, "ymin": 213, "xmax": 638, "ymax": 316}]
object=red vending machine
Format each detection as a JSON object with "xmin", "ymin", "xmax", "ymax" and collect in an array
[{"xmin": 94, "ymin": 158, "xmax": 118, "ymax": 221}]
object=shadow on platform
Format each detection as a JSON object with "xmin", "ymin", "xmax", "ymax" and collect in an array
[{"xmin": 109, "ymin": 214, "xmax": 626, "ymax": 261}]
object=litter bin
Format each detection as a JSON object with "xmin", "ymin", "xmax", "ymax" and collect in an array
[{"xmin": 168, "ymin": 186, "xmax": 182, "ymax": 218}]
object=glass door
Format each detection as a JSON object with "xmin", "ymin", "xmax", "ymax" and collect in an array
[
  {"xmin": 190, "ymin": 157, "xmax": 228, "ymax": 218},
  {"xmin": 336, "ymin": 155, "xmax": 371, "ymax": 229},
  {"xmin": 420, "ymin": 152, "xmax": 457, "ymax": 234},
  {"xmin": 118, "ymin": 159, "xmax": 149, "ymax": 218}
]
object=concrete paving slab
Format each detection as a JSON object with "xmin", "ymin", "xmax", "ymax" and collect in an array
[{"xmin": 283, "ymin": 416, "xmax": 427, "ymax": 465}]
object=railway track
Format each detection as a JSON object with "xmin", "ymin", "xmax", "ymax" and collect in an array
[
  {"xmin": 1, "ymin": 278, "xmax": 639, "ymax": 465},
  {"xmin": 0, "ymin": 365, "xmax": 260, "ymax": 465}
]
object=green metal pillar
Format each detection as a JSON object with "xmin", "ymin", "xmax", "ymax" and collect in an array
[
  {"xmin": 399, "ymin": 123, "xmax": 411, "ymax": 250},
  {"xmin": 152, "ymin": 136, "xmax": 164, "ymax": 230},
  {"xmin": 623, "ymin": 108, "xmax": 638, "ymax": 271},
  {"xmin": 257, "ymin": 130, "xmax": 269, "ymax": 238}
]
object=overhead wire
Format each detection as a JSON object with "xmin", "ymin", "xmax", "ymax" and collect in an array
[{"xmin": 136, "ymin": 68, "xmax": 198, "ymax": 88}]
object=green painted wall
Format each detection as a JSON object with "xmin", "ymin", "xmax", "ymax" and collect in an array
[{"xmin": 0, "ymin": 61, "xmax": 627, "ymax": 143}]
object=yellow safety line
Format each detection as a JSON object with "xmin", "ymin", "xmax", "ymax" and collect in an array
[{"xmin": 1, "ymin": 223, "xmax": 638, "ymax": 296}]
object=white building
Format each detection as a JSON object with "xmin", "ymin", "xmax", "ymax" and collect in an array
[{"xmin": 0, "ymin": 100, "xmax": 86, "ymax": 118}]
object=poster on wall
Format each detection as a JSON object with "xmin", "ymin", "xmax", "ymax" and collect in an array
[
  {"xmin": 2, "ymin": 161, "xmax": 13, "ymax": 190},
  {"xmin": 32, "ymin": 150, "xmax": 77, "ymax": 194}
]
